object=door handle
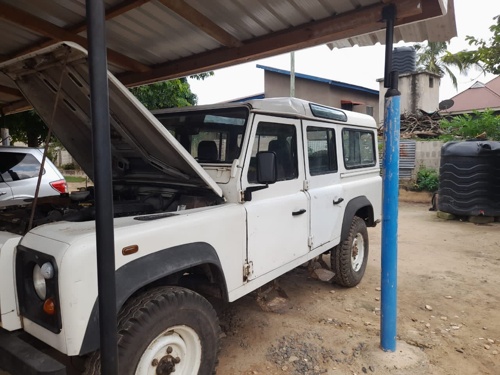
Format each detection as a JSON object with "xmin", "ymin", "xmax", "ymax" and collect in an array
[
  {"xmin": 292, "ymin": 209, "xmax": 306, "ymax": 216},
  {"xmin": 0, "ymin": 192, "xmax": 7, "ymax": 196},
  {"xmin": 333, "ymin": 198, "xmax": 344, "ymax": 205}
]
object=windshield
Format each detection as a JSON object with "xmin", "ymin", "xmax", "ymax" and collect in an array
[{"xmin": 156, "ymin": 107, "xmax": 249, "ymax": 164}]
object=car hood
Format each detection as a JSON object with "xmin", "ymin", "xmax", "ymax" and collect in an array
[{"xmin": 0, "ymin": 42, "xmax": 222, "ymax": 197}]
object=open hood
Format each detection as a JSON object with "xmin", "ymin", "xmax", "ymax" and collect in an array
[{"xmin": 0, "ymin": 42, "xmax": 222, "ymax": 197}]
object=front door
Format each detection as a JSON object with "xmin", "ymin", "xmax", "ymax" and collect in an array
[{"xmin": 243, "ymin": 115, "xmax": 308, "ymax": 279}]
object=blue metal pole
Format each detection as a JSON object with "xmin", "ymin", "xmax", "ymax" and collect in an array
[
  {"xmin": 380, "ymin": 3, "xmax": 400, "ymax": 352},
  {"xmin": 381, "ymin": 77, "xmax": 401, "ymax": 351}
]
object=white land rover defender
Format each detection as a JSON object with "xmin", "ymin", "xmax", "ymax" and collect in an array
[{"xmin": 0, "ymin": 43, "xmax": 381, "ymax": 375}]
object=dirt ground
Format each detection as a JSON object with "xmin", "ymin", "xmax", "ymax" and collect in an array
[
  {"xmin": 1, "ymin": 191, "xmax": 499, "ymax": 375},
  {"xmin": 215, "ymin": 195, "xmax": 500, "ymax": 375}
]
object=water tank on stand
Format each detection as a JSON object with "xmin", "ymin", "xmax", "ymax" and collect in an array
[
  {"xmin": 392, "ymin": 46, "xmax": 416, "ymax": 74},
  {"xmin": 438, "ymin": 141, "xmax": 500, "ymax": 216}
]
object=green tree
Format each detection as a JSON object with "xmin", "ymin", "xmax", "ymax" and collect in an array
[
  {"xmin": 413, "ymin": 42, "xmax": 472, "ymax": 89},
  {"xmin": 442, "ymin": 15, "xmax": 500, "ymax": 74},
  {"xmin": 130, "ymin": 78, "xmax": 198, "ymax": 110},
  {"xmin": 3, "ymin": 110, "xmax": 50, "ymax": 147}
]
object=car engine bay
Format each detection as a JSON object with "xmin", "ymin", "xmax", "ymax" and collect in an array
[{"xmin": 0, "ymin": 182, "xmax": 223, "ymax": 235}]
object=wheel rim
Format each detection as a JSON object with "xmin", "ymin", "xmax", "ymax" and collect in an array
[
  {"xmin": 351, "ymin": 233, "xmax": 365, "ymax": 272},
  {"xmin": 135, "ymin": 325, "xmax": 202, "ymax": 375}
]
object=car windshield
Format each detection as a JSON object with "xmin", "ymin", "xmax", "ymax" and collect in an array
[{"xmin": 156, "ymin": 107, "xmax": 249, "ymax": 164}]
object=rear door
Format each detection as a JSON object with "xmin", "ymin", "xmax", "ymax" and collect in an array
[
  {"xmin": 242, "ymin": 115, "xmax": 309, "ymax": 279},
  {"xmin": 304, "ymin": 121, "xmax": 345, "ymax": 249}
]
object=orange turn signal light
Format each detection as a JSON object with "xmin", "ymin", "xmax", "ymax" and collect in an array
[
  {"xmin": 122, "ymin": 245, "xmax": 139, "ymax": 256},
  {"xmin": 43, "ymin": 298, "xmax": 56, "ymax": 315}
]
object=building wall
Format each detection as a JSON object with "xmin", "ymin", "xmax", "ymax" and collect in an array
[
  {"xmin": 378, "ymin": 72, "xmax": 441, "ymax": 124},
  {"xmin": 264, "ymin": 71, "xmax": 380, "ymax": 123},
  {"xmin": 414, "ymin": 140, "xmax": 443, "ymax": 174}
]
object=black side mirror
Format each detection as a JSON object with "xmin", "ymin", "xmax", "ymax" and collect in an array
[
  {"xmin": 256, "ymin": 151, "xmax": 277, "ymax": 185},
  {"xmin": 243, "ymin": 151, "xmax": 277, "ymax": 202}
]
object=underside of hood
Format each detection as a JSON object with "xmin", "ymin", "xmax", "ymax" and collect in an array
[{"xmin": 0, "ymin": 42, "xmax": 222, "ymax": 197}]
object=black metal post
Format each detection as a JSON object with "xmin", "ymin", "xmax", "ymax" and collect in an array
[
  {"xmin": 383, "ymin": 4, "xmax": 396, "ymax": 88},
  {"xmin": 86, "ymin": 1, "xmax": 118, "ymax": 374}
]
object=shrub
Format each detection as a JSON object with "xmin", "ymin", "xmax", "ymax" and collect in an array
[
  {"xmin": 62, "ymin": 163, "xmax": 77, "ymax": 170},
  {"xmin": 413, "ymin": 167, "xmax": 439, "ymax": 192},
  {"xmin": 439, "ymin": 110, "xmax": 500, "ymax": 141}
]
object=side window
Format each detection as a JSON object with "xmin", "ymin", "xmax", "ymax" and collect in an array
[
  {"xmin": 342, "ymin": 129, "xmax": 376, "ymax": 169},
  {"xmin": 248, "ymin": 122, "xmax": 297, "ymax": 183},
  {"xmin": 307, "ymin": 126, "xmax": 337, "ymax": 176},
  {"xmin": 0, "ymin": 152, "xmax": 43, "ymax": 182}
]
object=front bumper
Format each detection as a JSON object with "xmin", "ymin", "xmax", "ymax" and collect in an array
[{"xmin": 0, "ymin": 329, "xmax": 66, "ymax": 375}]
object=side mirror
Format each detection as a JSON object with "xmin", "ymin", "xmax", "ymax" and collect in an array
[
  {"xmin": 243, "ymin": 151, "xmax": 277, "ymax": 202},
  {"xmin": 256, "ymin": 151, "xmax": 277, "ymax": 185}
]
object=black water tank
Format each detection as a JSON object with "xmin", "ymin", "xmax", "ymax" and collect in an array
[
  {"xmin": 438, "ymin": 141, "xmax": 500, "ymax": 216},
  {"xmin": 392, "ymin": 46, "xmax": 416, "ymax": 74}
]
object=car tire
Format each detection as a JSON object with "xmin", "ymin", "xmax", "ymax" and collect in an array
[
  {"xmin": 83, "ymin": 286, "xmax": 220, "ymax": 375},
  {"xmin": 331, "ymin": 216, "xmax": 369, "ymax": 287}
]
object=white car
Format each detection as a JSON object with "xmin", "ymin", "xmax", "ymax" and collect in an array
[
  {"xmin": 0, "ymin": 147, "xmax": 68, "ymax": 202},
  {"xmin": 0, "ymin": 43, "xmax": 381, "ymax": 375}
]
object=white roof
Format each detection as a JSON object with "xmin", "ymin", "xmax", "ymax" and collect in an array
[{"xmin": 156, "ymin": 97, "xmax": 377, "ymax": 128}]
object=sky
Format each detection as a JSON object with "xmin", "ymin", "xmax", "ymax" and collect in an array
[{"xmin": 188, "ymin": 1, "xmax": 500, "ymax": 105}]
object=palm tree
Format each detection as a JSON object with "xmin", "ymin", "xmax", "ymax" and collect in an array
[{"xmin": 413, "ymin": 41, "xmax": 478, "ymax": 90}]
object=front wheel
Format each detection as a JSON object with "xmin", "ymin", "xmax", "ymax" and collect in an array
[
  {"xmin": 331, "ymin": 216, "xmax": 369, "ymax": 287},
  {"xmin": 84, "ymin": 286, "xmax": 220, "ymax": 375}
]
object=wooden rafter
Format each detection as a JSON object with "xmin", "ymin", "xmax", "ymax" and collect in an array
[
  {"xmin": 70, "ymin": 0, "xmax": 152, "ymax": 34},
  {"xmin": 0, "ymin": 3, "xmax": 151, "ymax": 73},
  {"xmin": 157, "ymin": 0, "xmax": 242, "ymax": 47},
  {"xmin": 0, "ymin": 85, "xmax": 22, "ymax": 99},
  {"xmin": 120, "ymin": 0, "xmax": 424, "ymax": 86}
]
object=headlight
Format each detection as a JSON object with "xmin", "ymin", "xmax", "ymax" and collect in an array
[
  {"xmin": 32, "ymin": 262, "xmax": 54, "ymax": 300},
  {"xmin": 33, "ymin": 264, "xmax": 47, "ymax": 300},
  {"xmin": 17, "ymin": 246, "xmax": 62, "ymax": 333}
]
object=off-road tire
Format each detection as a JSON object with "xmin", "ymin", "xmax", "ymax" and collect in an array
[
  {"xmin": 83, "ymin": 286, "xmax": 220, "ymax": 375},
  {"xmin": 331, "ymin": 216, "xmax": 369, "ymax": 287}
]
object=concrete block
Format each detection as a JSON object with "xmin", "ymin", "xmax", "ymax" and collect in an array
[
  {"xmin": 468, "ymin": 216, "xmax": 495, "ymax": 224},
  {"xmin": 437, "ymin": 211, "xmax": 456, "ymax": 220}
]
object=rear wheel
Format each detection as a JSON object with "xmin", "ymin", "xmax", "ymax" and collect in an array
[
  {"xmin": 83, "ymin": 286, "xmax": 220, "ymax": 375},
  {"xmin": 331, "ymin": 216, "xmax": 369, "ymax": 287}
]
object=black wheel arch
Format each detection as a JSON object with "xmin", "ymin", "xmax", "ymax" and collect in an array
[
  {"xmin": 340, "ymin": 196, "xmax": 374, "ymax": 242},
  {"xmin": 78, "ymin": 242, "xmax": 227, "ymax": 355}
]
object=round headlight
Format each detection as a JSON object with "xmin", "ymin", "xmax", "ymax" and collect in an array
[
  {"xmin": 33, "ymin": 264, "xmax": 47, "ymax": 300},
  {"xmin": 40, "ymin": 262, "xmax": 54, "ymax": 279}
]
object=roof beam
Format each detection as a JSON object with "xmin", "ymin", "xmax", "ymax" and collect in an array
[
  {"xmin": 0, "ymin": 85, "xmax": 22, "ymax": 98},
  {"xmin": 0, "ymin": 3, "xmax": 151, "ymax": 73},
  {"xmin": 120, "ymin": 0, "xmax": 424, "ymax": 86},
  {"xmin": 1, "ymin": 99, "xmax": 31, "ymax": 115},
  {"xmin": 157, "ymin": 0, "xmax": 242, "ymax": 47},
  {"xmin": 70, "ymin": 0, "xmax": 152, "ymax": 35}
]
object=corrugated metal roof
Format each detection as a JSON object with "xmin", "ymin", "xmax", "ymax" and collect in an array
[
  {"xmin": 0, "ymin": 0, "xmax": 456, "ymax": 114},
  {"xmin": 329, "ymin": 0, "xmax": 456, "ymax": 48}
]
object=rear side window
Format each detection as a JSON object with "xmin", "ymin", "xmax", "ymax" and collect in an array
[
  {"xmin": 307, "ymin": 126, "xmax": 337, "ymax": 175},
  {"xmin": 0, "ymin": 153, "xmax": 42, "ymax": 182},
  {"xmin": 342, "ymin": 129, "xmax": 376, "ymax": 169}
]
